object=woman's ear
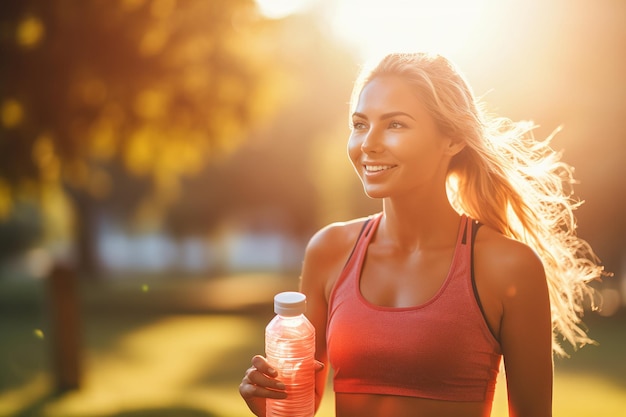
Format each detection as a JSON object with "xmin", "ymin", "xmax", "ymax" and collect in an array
[{"xmin": 444, "ymin": 136, "xmax": 466, "ymax": 157}]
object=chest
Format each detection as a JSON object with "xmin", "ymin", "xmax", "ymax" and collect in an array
[
  {"xmin": 326, "ymin": 242, "xmax": 502, "ymax": 402},
  {"xmin": 359, "ymin": 245, "xmax": 457, "ymax": 308}
]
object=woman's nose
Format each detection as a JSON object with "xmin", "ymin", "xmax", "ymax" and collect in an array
[{"xmin": 361, "ymin": 128, "xmax": 384, "ymax": 153}]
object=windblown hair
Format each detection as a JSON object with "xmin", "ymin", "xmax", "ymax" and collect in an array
[{"xmin": 351, "ymin": 52, "xmax": 605, "ymax": 356}]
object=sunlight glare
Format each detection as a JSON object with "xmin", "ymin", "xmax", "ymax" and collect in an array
[
  {"xmin": 328, "ymin": 0, "xmax": 487, "ymax": 61},
  {"xmin": 256, "ymin": 0, "xmax": 313, "ymax": 19}
]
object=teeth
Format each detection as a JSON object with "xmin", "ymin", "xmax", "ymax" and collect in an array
[{"xmin": 365, "ymin": 165, "xmax": 392, "ymax": 172}]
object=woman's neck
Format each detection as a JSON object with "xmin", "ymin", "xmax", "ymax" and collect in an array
[{"xmin": 380, "ymin": 195, "xmax": 461, "ymax": 251}]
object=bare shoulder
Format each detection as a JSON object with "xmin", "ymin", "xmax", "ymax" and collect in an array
[
  {"xmin": 301, "ymin": 216, "xmax": 372, "ymax": 298},
  {"xmin": 472, "ymin": 224, "xmax": 548, "ymax": 339},
  {"xmin": 474, "ymin": 225, "xmax": 546, "ymax": 293},
  {"xmin": 306, "ymin": 217, "xmax": 369, "ymax": 260}
]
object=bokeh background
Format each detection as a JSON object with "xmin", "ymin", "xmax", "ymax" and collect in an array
[{"xmin": 1, "ymin": 0, "xmax": 625, "ymax": 416}]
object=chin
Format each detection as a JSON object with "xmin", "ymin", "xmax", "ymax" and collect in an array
[{"xmin": 362, "ymin": 186, "xmax": 389, "ymax": 200}]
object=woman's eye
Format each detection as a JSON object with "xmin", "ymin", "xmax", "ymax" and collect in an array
[
  {"xmin": 351, "ymin": 121, "xmax": 366, "ymax": 130},
  {"xmin": 389, "ymin": 121, "xmax": 404, "ymax": 129}
]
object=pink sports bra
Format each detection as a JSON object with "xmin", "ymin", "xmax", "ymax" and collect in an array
[{"xmin": 326, "ymin": 213, "xmax": 502, "ymax": 402}]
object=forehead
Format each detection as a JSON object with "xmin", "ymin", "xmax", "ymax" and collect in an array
[{"xmin": 354, "ymin": 75, "xmax": 429, "ymax": 116}]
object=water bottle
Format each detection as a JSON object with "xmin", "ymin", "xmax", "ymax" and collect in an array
[{"xmin": 265, "ymin": 291, "xmax": 315, "ymax": 417}]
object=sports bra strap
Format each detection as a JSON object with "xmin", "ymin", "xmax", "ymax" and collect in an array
[{"xmin": 343, "ymin": 216, "xmax": 373, "ymax": 268}]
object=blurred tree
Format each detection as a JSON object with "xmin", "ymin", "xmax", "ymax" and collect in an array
[
  {"xmin": 0, "ymin": 0, "xmax": 292, "ymax": 277},
  {"xmin": 0, "ymin": 199, "xmax": 42, "ymax": 263},
  {"xmin": 165, "ymin": 13, "xmax": 365, "ymax": 239}
]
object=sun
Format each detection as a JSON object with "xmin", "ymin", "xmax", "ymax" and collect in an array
[
  {"xmin": 255, "ymin": 0, "xmax": 314, "ymax": 19},
  {"xmin": 325, "ymin": 0, "xmax": 488, "ymax": 62},
  {"xmin": 254, "ymin": 0, "xmax": 492, "ymax": 64}
]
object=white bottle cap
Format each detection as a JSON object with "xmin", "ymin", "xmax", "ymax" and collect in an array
[{"xmin": 274, "ymin": 291, "xmax": 307, "ymax": 316}]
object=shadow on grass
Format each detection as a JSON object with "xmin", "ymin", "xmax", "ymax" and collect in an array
[
  {"xmin": 14, "ymin": 395, "xmax": 219, "ymax": 417},
  {"xmin": 108, "ymin": 408, "xmax": 218, "ymax": 417},
  {"xmin": 12, "ymin": 393, "xmax": 51, "ymax": 417}
]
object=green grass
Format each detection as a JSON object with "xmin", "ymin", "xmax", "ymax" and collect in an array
[{"xmin": 0, "ymin": 276, "xmax": 625, "ymax": 417}]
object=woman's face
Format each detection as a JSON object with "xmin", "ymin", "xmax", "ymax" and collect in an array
[{"xmin": 348, "ymin": 75, "xmax": 454, "ymax": 199}]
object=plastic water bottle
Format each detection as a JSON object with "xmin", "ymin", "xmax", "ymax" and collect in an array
[{"xmin": 265, "ymin": 291, "xmax": 315, "ymax": 417}]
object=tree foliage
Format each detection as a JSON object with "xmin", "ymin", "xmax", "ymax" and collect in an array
[
  {"xmin": 0, "ymin": 0, "xmax": 284, "ymax": 217},
  {"xmin": 0, "ymin": 0, "xmax": 298, "ymax": 271},
  {"xmin": 0, "ymin": 0, "xmax": 364, "ymax": 274},
  {"xmin": 165, "ymin": 13, "xmax": 364, "ymax": 238}
]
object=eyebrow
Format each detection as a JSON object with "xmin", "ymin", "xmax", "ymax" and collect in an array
[{"xmin": 352, "ymin": 111, "xmax": 416, "ymax": 121}]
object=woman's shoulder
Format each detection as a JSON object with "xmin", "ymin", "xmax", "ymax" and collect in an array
[
  {"xmin": 474, "ymin": 224, "xmax": 546, "ymax": 292},
  {"xmin": 300, "ymin": 215, "xmax": 375, "ymax": 295},
  {"xmin": 472, "ymin": 224, "xmax": 549, "ymax": 339},
  {"xmin": 305, "ymin": 215, "xmax": 374, "ymax": 261}
]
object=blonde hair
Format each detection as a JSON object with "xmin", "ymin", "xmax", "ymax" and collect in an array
[{"xmin": 352, "ymin": 52, "xmax": 606, "ymax": 356}]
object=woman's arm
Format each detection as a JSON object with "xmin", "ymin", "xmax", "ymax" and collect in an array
[
  {"xmin": 479, "ymin": 234, "xmax": 553, "ymax": 417},
  {"xmin": 299, "ymin": 231, "xmax": 332, "ymax": 411},
  {"xmin": 299, "ymin": 221, "xmax": 361, "ymax": 412}
]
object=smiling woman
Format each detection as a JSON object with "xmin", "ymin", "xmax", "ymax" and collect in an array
[{"xmin": 239, "ymin": 51, "xmax": 606, "ymax": 417}]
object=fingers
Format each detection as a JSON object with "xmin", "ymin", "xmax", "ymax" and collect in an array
[
  {"xmin": 251, "ymin": 355, "xmax": 275, "ymax": 376},
  {"xmin": 315, "ymin": 360, "xmax": 325, "ymax": 372},
  {"xmin": 239, "ymin": 355, "xmax": 287, "ymax": 401},
  {"xmin": 240, "ymin": 373, "xmax": 286, "ymax": 400}
]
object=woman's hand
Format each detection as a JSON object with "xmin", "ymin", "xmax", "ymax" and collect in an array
[
  {"xmin": 239, "ymin": 355, "xmax": 326, "ymax": 416},
  {"xmin": 239, "ymin": 355, "xmax": 287, "ymax": 416}
]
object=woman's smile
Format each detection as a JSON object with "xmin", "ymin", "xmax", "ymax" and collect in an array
[{"xmin": 363, "ymin": 163, "xmax": 397, "ymax": 176}]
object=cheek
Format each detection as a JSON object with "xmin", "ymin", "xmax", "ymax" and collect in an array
[{"xmin": 347, "ymin": 134, "xmax": 362, "ymax": 168}]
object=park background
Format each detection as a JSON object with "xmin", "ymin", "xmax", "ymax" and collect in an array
[{"xmin": 1, "ymin": 0, "xmax": 625, "ymax": 416}]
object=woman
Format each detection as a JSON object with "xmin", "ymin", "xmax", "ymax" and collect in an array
[{"xmin": 239, "ymin": 52, "xmax": 604, "ymax": 417}]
